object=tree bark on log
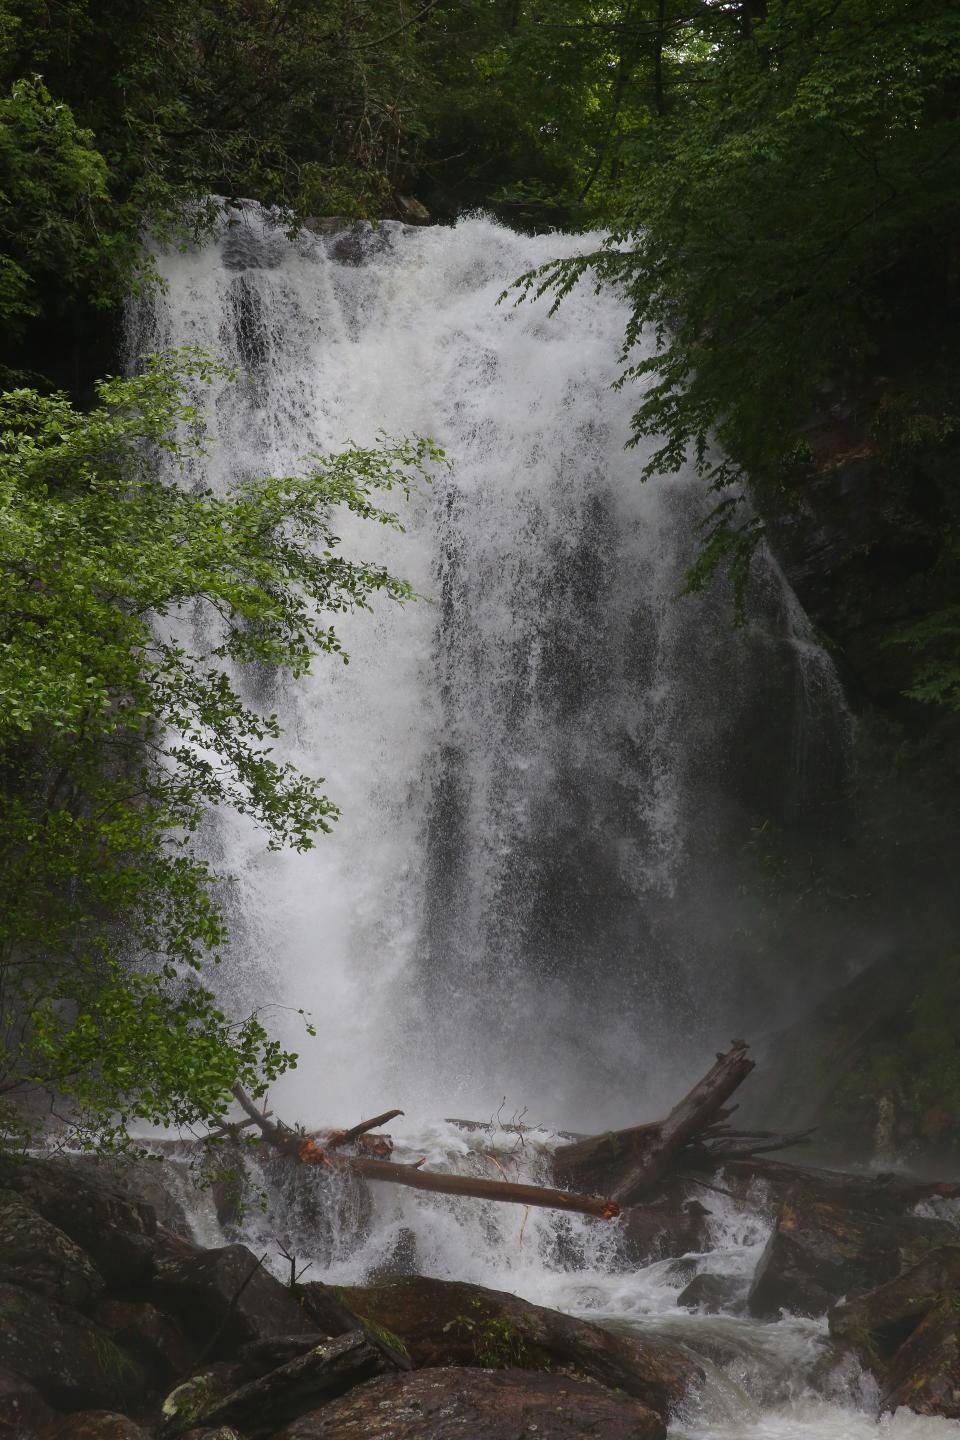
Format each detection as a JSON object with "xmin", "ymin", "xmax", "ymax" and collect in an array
[
  {"xmin": 554, "ymin": 1041, "xmax": 756, "ymax": 1204},
  {"xmin": 229, "ymin": 1086, "xmax": 620, "ymax": 1221}
]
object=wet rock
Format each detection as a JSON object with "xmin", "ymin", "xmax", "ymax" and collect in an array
[
  {"xmin": 829, "ymin": 1247, "xmax": 960, "ymax": 1418},
  {"xmin": 0, "ymin": 1282, "xmax": 148, "ymax": 1411},
  {"xmin": 53, "ymin": 1413, "xmax": 150, "ymax": 1440},
  {"xmin": 93, "ymin": 1298, "xmax": 197, "ymax": 1382},
  {"xmin": 180, "ymin": 1431, "xmax": 240, "ymax": 1440},
  {"xmin": 200, "ymin": 1330, "xmax": 407, "ymax": 1437},
  {"xmin": 338, "ymin": 1275, "xmax": 699, "ymax": 1419},
  {"xmin": 6, "ymin": 1159, "xmax": 159, "ymax": 1293},
  {"xmin": 159, "ymin": 1364, "xmax": 243, "ymax": 1439},
  {"xmin": 0, "ymin": 1363, "xmax": 58, "ymax": 1439},
  {"xmin": 676, "ymin": 1272, "xmax": 743, "ymax": 1314},
  {"xmin": 152, "ymin": 1244, "xmax": 311, "ymax": 1354},
  {"xmin": 180, "ymin": 1430, "xmax": 241, "ymax": 1440},
  {"xmin": 276, "ymin": 1367, "xmax": 667, "ymax": 1439},
  {"xmin": 296, "ymin": 1282, "xmax": 363, "ymax": 1338},
  {"xmin": 747, "ymin": 1187, "xmax": 956, "ymax": 1318},
  {"xmin": 619, "ymin": 1200, "xmax": 710, "ymax": 1264},
  {"xmin": 366, "ymin": 1226, "xmax": 420, "ymax": 1281},
  {"xmin": 882, "ymin": 1306, "xmax": 960, "ymax": 1418},
  {"xmin": 239, "ymin": 1332, "xmax": 335, "ymax": 1378},
  {"xmin": 0, "ymin": 1189, "xmax": 104, "ymax": 1308}
]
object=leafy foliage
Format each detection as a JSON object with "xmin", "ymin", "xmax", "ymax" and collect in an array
[
  {"xmin": 510, "ymin": 0, "xmax": 960, "ymax": 611},
  {"xmin": 0, "ymin": 348, "xmax": 440, "ymax": 1146}
]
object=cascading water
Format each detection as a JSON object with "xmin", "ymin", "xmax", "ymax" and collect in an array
[{"xmin": 131, "ymin": 207, "xmax": 954, "ymax": 1438}]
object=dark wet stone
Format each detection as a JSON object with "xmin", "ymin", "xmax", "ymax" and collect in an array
[
  {"xmin": 201, "ymin": 1330, "xmax": 405, "ymax": 1437},
  {"xmin": 5, "ymin": 1159, "xmax": 159, "ymax": 1293},
  {"xmin": 0, "ymin": 1363, "xmax": 58, "ymax": 1439},
  {"xmin": 0, "ymin": 1282, "xmax": 148, "ymax": 1411},
  {"xmin": 152, "ymin": 1244, "xmax": 311, "ymax": 1354},
  {"xmin": 829, "ymin": 1246, "xmax": 960, "ymax": 1418},
  {"xmin": 676, "ymin": 1272, "xmax": 743, "ymax": 1313},
  {"xmin": 158, "ymin": 1364, "xmax": 243, "ymax": 1439},
  {"xmin": 747, "ymin": 1186, "xmax": 956, "ymax": 1318},
  {"xmin": 93, "ymin": 1297, "xmax": 196, "ymax": 1382},
  {"xmin": 275, "ymin": 1367, "xmax": 666, "ymax": 1439},
  {"xmin": 53, "ymin": 1412, "xmax": 150, "ymax": 1440},
  {"xmin": 0, "ymin": 1189, "xmax": 103, "ymax": 1308},
  {"xmin": 337, "ymin": 1274, "xmax": 699, "ymax": 1420}
]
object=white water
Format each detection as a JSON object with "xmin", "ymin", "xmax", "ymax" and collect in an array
[{"xmin": 132, "ymin": 207, "xmax": 950, "ymax": 1437}]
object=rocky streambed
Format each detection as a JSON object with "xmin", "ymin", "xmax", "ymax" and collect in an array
[{"xmin": 1, "ymin": 1146, "xmax": 959, "ymax": 1439}]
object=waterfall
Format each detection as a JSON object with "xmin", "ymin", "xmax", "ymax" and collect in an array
[
  {"xmin": 131, "ymin": 205, "xmax": 851, "ymax": 1135},
  {"xmin": 126, "ymin": 207, "xmax": 960, "ymax": 1440}
]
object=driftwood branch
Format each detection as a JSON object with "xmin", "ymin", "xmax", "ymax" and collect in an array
[
  {"xmin": 230, "ymin": 1086, "xmax": 619, "ymax": 1221},
  {"xmin": 327, "ymin": 1110, "xmax": 405, "ymax": 1148}
]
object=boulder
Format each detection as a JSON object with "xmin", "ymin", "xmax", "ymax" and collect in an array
[
  {"xmin": 53, "ymin": 1413, "xmax": 150, "ymax": 1440},
  {"xmin": 882, "ymin": 1307, "xmax": 960, "ymax": 1418},
  {"xmin": 0, "ymin": 1189, "xmax": 104, "ymax": 1308},
  {"xmin": 0, "ymin": 1363, "xmax": 58, "ymax": 1439},
  {"xmin": 93, "ymin": 1298, "xmax": 197, "ymax": 1382},
  {"xmin": 618, "ymin": 1200, "xmax": 710, "ymax": 1265},
  {"xmin": 198, "ymin": 1330, "xmax": 407, "ymax": 1437},
  {"xmin": 275, "ymin": 1367, "xmax": 666, "ymax": 1439},
  {"xmin": 295, "ymin": 1283, "xmax": 361, "ymax": 1338},
  {"xmin": 152, "ymin": 1245, "xmax": 311, "ymax": 1354},
  {"xmin": 239, "ymin": 1333, "xmax": 335, "ymax": 1379},
  {"xmin": 676, "ymin": 1272, "xmax": 744, "ymax": 1314},
  {"xmin": 7, "ymin": 1159, "xmax": 159, "ymax": 1293},
  {"xmin": 829, "ymin": 1247, "xmax": 960, "ymax": 1419},
  {"xmin": 337, "ymin": 1275, "xmax": 699, "ymax": 1419},
  {"xmin": 0, "ymin": 1282, "xmax": 149, "ymax": 1411},
  {"xmin": 159, "ymin": 1364, "xmax": 243, "ymax": 1439},
  {"xmin": 747, "ymin": 1186, "xmax": 956, "ymax": 1318}
]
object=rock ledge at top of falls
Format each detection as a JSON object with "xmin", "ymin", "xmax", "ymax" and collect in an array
[
  {"xmin": 336, "ymin": 1274, "xmax": 700, "ymax": 1419},
  {"xmin": 274, "ymin": 1367, "xmax": 666, "ymax": 1440}
]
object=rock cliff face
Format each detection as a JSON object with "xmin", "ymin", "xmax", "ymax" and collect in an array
[{"xmin": 756, "ymin": 322, "xmax": 960, "ymax": 1165}]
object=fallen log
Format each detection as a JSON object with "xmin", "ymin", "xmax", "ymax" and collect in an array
[
  {"xmin": 347, "ymin": 1158, "xmax": 620, "ymax": 1219},
  {"xmin": 554, "ymin": 1041, "xmax": 756, "ymax": 1204},
  {"xmin": 327, "ymin": 1110, "xmax": 405, "ymax": 1148},
  {"xmin": 230, "ymin": 1087, "xmax": 619, "ymax": 1221}
]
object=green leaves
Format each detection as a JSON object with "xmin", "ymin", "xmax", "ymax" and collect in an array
[{"xmin": 0, "ymin": 348, "xmax": 439, "ymax": 1150}]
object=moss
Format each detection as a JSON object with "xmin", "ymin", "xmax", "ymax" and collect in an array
[
  {"xmin": 359, "ymin": 1319, "xmax": 410, "ymax": 1359},
  {"xmin": 443, "ymin": 1302, "xmax": 532, "ymax": 1369}
]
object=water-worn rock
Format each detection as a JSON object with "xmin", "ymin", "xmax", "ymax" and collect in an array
[
  {"xmin": 882, "ymin": 1307, "xmax": 960, "ymax": 1418},
  {"xmin": 338, "ymin": 1275, "xmax": 699, "ymax": 1419},
  {"xmin": 0, "ymin": 1363, "xmax": 58, "ymax": 1439},
  {"xmin": 152, "ymin": 1244, "xmax": 311, "ymax": 1354},
  {"xmin": 53, "ymin": 1412, "xmax": 151, "ymax": 1440},
  {"xmin": 295, "ymin": 1283, "xmax": 362, "ymax": 1338},
  {"xmin": 200, "ymin": 1330, "xmax": 407, "ymax": 1437},
  {"xmin": 6, "ymin": 1159, "xmax": 159, "ymax": 1293},
  {"xmin": 747, "ymin": 1187, "xmax": 956, "ymax": 1318},
  {"xmin": 275, "ymin": 1367, "xmax": 667, "ymax": 1439},
  {"xmin": 94, "ymin": 1298, "xmax": 196, "ymax": 1382},
  {"xmin": 0, "ymin": 1189, "xmax": 104, "ymax": 1308},
  {"xmin": 619, "ymin": 1200, "xmax": 711, "ymax": 1265},
  {"xmin": 159, "ymin": 1364, "xmax": 243, "ymax": 1439},
  {"xmin": 239, "ymin": 1333, "xmax": 335, "ymax": 1378},
  {"xmin": 0, "ymin": 1282, "xmax": 148, "ymax": 1410},
  {"xmin": 676, "ymin": 1272, "xmax": 743, "ymax": 1314},
  {"xmin": 829, "ymin": 1247, "xmax": 960, "ymax": 1419}
]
